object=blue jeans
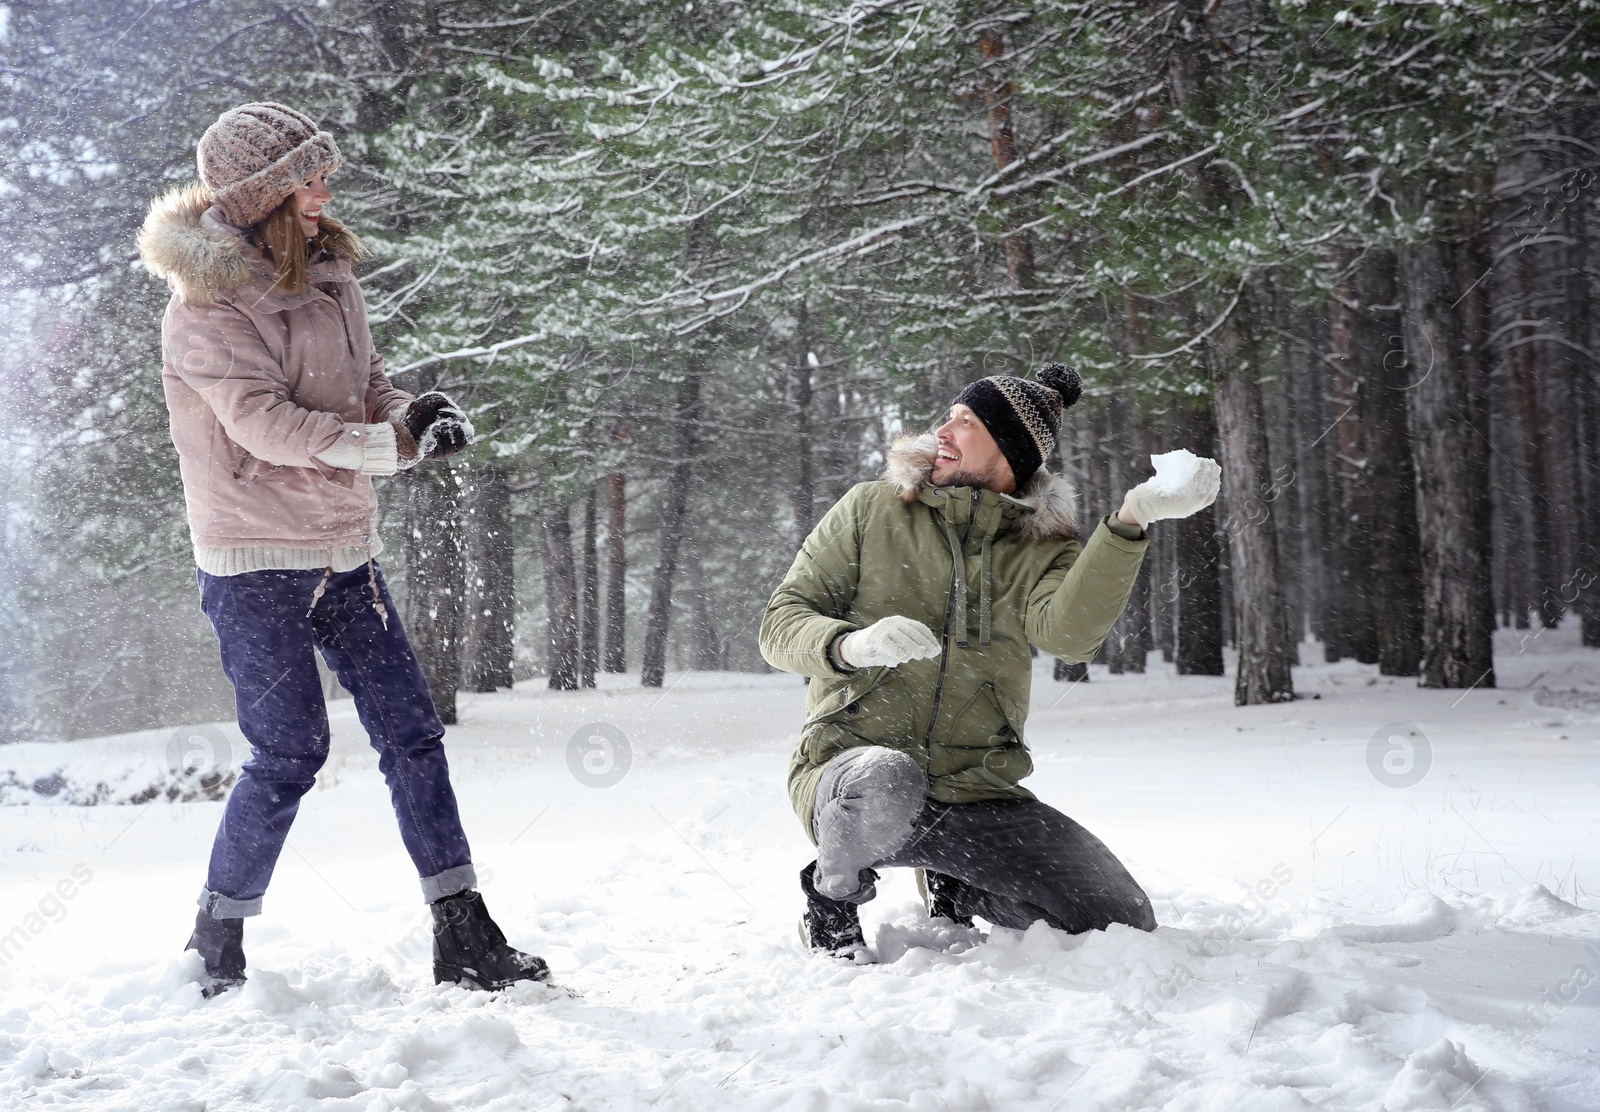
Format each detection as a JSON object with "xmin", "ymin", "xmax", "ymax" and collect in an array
[{"xmin": 195, "ymin": 563, "xmax": 475, "ymax": 918}]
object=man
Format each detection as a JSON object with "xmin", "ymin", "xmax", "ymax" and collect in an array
[{"xmin": 759, "ymin": 362, "xmax": 1221, "ymax": 958}]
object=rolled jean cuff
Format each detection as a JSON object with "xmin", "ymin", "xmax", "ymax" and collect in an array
[
  {"xmin": 421, "ymin": 863, "xmax": 477, "ymax": 904},
  {"xmin": 198, "ymin": 887, "xmax": 263, "ymax": 919}
]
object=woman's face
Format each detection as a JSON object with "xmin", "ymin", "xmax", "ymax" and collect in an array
[{"xmin": 292, "ymin": 176, "xmax": 333, "ymax": 238}]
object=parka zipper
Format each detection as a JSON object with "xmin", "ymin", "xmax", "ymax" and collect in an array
[{"xmin": 921, "ymin": 489, "xmax": 980, "ymax": 753}]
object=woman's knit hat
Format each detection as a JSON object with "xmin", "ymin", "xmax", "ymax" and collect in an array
[
  {"xmin": 952, "ymin": 361, "xmax": 1083, "ymax": 489},
  {"xmin": 196, "ymin": 103, "xmax": 341, "ymax": 228}
]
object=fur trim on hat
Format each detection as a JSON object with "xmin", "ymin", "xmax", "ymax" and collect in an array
[
  {"xmin": 137, "ymin": 182, "xmax": 363, "ymax": 306},
  {"xmin": 883, "ymin": 433, "xmax": 1079, "ymax": 542}
]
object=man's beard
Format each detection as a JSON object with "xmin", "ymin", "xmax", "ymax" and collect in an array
[{"xmin": 932, "ymin": 464, "xmax": 1001, "ymax": 490}]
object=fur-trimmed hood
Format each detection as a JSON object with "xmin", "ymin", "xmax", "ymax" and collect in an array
[
  {"xmin": 884, "ymin": 433, "xmax": 1078, "ymax": 542},
  {"xmin": 136, "ymin": 181, "xmax": 362, "ymax": 306}
]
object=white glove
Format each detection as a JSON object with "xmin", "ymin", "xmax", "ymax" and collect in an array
[
  {"xmin": 1122, "ymin": 449, "xmax": 1222, "ymax": 527},
  {"xmin": 838, "ymin": 616, "xmax": 942, "ymax": 669}
]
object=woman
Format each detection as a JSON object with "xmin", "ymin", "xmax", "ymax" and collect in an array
[{"xmin": 137, "ymin": 102, "xmax": 546, "ymax": 996}]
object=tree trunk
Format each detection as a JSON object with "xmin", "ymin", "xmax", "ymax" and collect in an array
[
  {"xmin": 1321, "ymin": 275, "xmax": 1352, "ymax": 663},
  {"xmin": 406, "ymin": 464, "xmax": 464, "ymax": 724},
  {"xmin": 1212, "ymin": 290, "xmax": 1295, "ymax": 704},
  {"xmin": 1541, "ymin": 323, "xmax": 1579, "ymax": 625},
  {"xmin": 1291, "ymin": 309, "xmax": 1335, "ymax": 655},
  {"xmin": 579, "ymin": 486, "xmax": 600, "ymax": 688},
  {"xmin": 1085, "ymin": 407, "xmax": 1116, "ymax": 670},
  {"xmin": 538, "ymin": 501, "xmax": 580, "ymax": 691},
  {"xmin": 1106, "ymin": 389, "xmax": 1147, "ymax": 672},
  {"xmin": 1051, "ymin": 416, "xmax": 1089, "ymax": 683},
  {"xmin": 604, "ymin": 469, "xmax": 628, "ymax": 671},
  {"xmin": 978, "ymin": 28, "xmax": 1036, "ymax": 290},
  {"xmin": 465, "ymin": 463, "xmax": 514, "ymax": 692},
  {"xmin": 1164, "ymin": 0, "xmax": 1289, "ymax": 701},
  {"xmin": 1219, "ymin": 542, "xmax": 1235, "ymax": 648},
  {"xmin": 1362, "ymin": 252, "xmax": 1424, "ymax": 675},
  {"xmin": 792, "ymin": 298, "xmax": 816, "ymax": 545},
  {"xmin": 358, "ymin": 1, "xmax": 422, "ymax": 131},
  {"xmin": 1153, "ymin": 516, "xmax": 1176, "ymax": 663},
  {"xmin": 1539, "ymin": 173, "xmax": 1581, "ymax": 625},
  {"xmin": 1054, "ymin": 659, "xmax": 1089, "ymax": 683},
  {"xmin": 1491, "ymin": 341, "xmax": 1531, "ymax": 631},
  {"xmin": 1174, "ymin": 402, "xmax": 1225, "ymax": 676},
  {"xmin": 1264, "ymin": 373, "xmax": 1303, "ymax": 655},
  {"xmin": 1513, "ymin": 251, "xmax": 1561, "ymax": 627},
  {"xmin": 1258, "ymin": 298, "xmax": 1302, "ymax": 667},
  {"xmin": 687, "ymin": 531, "xmax": 722, "ymax": 671},
  {"xmin": 1324, "ymin": 250, "xmax": 1379, "ymax": 664},
  {"xmin": 1568, "ymin": 187, "xmax": 1600, "ymax": 645},
  {"xmin": 1579, "ymin": 368, "xmax": 1600, "ymax": 644},
  {"xmin": 642, "ymin": 369, "xmax": 702, "ymax": 687},
  {"xmin": 1459, "ymin": 195, "xmax": 1500, "ymax": 655},
  {"xmin": 817, "ymin": 343, "xmax": 851, "ymax": 508},
  {"xmin": 1398, "ymin": 236, "xmax": 1496, "ymax": 688}
]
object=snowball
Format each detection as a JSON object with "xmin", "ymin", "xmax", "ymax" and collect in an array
[{"xmin": 1143, "ymin": 448, "xmax": 1206, "ymax": 495}]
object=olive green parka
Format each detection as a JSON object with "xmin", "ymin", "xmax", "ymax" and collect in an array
[{"xmin": 760, "ymin": 434, "xmax": 1149, "ymax": 837}]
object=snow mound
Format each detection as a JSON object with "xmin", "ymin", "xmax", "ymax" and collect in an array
[
  {"xmin": 1382, "ymin": 1039, "xmax": 1493, "ymax": 1111},
  {"xmin": 0, "ymin": 724, "xmax": 239, "ymax": 806},
  {"xmin": 0, "ymin": 763, "xmax": 233, "ymax": 806}
]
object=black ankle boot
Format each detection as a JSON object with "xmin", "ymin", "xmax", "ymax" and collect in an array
[
  {"xmin": 799, "ymin": 861, "xmax": 875, "ymax": 960},
  {"xmin": 431, "ymin": 890, "xmax": 549, "ymax": 990},
  {"xmin": 185, "ymin": 910, "xmax": 246, "ymax": 997},
  {"xmin": 923, "ymin": 870, "xmax": 976, "ymax": 928}
]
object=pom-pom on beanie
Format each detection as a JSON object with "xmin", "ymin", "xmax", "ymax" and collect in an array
[
  {"xmin": 196, "ymin": 102, "xmax": 342, "ymax": 229},
  {"xmin": 951, "ymin": 362, "xmax": 1083, "ymax": 489}
]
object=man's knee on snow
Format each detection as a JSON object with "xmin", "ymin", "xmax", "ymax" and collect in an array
[
  {"xmin": 816, "ymin": 746, "xmax": 924, "ymax": 822},
  {"xmin": 1040, "ymin": 882, "xmax": 1157, "ymax": 935},
  {"xmin": 1125, "ymin": 891, "xmax": 1157, "ymax": 932},
  {"xmin": 812, "ymin": 747, "xmax": 925, "ymax": 899}
]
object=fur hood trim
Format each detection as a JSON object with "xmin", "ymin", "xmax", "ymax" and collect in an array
[
  {"xmin": 884, "ymin": 433, "xmax": 1079, "ymax": 542},
  {"xmin": 136, "ymin": 181, "xmax": 362, "ymax": 306}
]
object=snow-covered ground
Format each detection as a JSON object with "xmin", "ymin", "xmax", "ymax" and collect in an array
[{"xmin": 3, "ymin": 626, "xmax": 1598, "ymax": 1111}]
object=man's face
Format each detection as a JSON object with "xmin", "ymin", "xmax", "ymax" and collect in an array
[{"xmin": 932, "ymin": 404, "xmax": 1016, "ymax": 494}]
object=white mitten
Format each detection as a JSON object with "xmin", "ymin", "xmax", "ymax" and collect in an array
[
  {"xmin": 839, "ymin": 616, "xmax": 942, "ymax": 669},
  {"xmin": 1122, "ymin": 449, "xmax": 1222, "ymax": 527}
]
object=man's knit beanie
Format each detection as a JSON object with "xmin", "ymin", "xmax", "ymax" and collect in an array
[
  {"xmin": 196, "ymin": 103, "xmax": 342, "ymax": 229},
  {"xmin": 953, "ymin": 362, "xmax": 1083, "ymax": 489}
]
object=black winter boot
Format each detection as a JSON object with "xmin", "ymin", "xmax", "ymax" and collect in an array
[
  {"xmin": 921, "ymin": 869, "xmax": 976, "ymax": 928},
  {"xmin": 799, "ymin": 861, "xmax": 875, "ymax": 961},
  {"xmin": 185, "ymin": 910, "xmax": 246, "ymax": 998},
  {"xmin": 431, "ymin": 890, "xmax": 549, "ymax": 990}
]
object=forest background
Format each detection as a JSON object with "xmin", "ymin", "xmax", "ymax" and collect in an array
[{"xmin": 1, "ymin": 0, "xmax": 1596, "ymax": 741}]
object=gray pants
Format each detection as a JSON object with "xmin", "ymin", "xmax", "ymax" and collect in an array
[{"xmin": 812, "ymin": 746, "xmax": 1156, "ymax": 934}]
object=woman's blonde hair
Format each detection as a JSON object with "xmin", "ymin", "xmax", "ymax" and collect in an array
[{"xmin": 248, "ymin": 191, "xmax": 368, "ymax": 294}]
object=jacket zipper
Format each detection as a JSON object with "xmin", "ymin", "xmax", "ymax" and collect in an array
[{"xmin": 921, "ymin": 489, "xmax": 980, "ymax": 753}]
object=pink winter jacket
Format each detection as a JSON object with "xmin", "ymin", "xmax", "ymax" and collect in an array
[{"xmin": 138, "ymin": 184, "xmax": 412, "ymax": 572}]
